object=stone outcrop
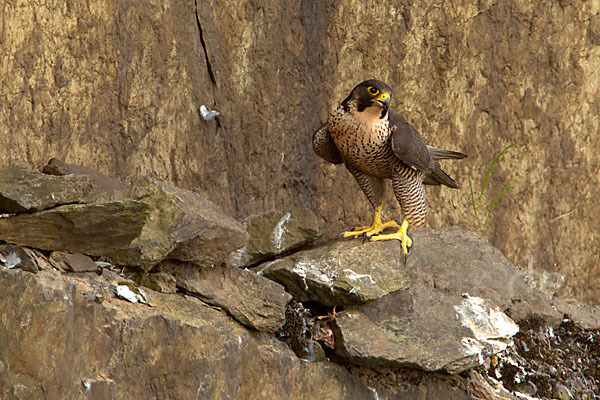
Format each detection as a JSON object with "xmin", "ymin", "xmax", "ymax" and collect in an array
[
  {"xmin": 0, "ymin": 268, "xmax": 374, "ymax": 400},
  {"xmin": 2, "ymin": 0, "xmax": 599, "ymax": 303},
  {"xmin": 259, "ymin": 239, "xmax": 411, "ymax": 306},
  {"xmin": 0, "ymin": 165, "xmax": 99, "ymax": 213},
  {"xmin": 0, "ymin": 223, "xmax": 596, "ymax": 398},
  {"xmin": 161, "ymin": 260, "xmax": 291, "ymax": 333},
  {"xmin": 333, "ymin": 290, "xmax": 518, "ymax": 374},
  {"xmin": 1, "ymin": 158, "xmax": 590, "ymax": 398},
  {"xmin": 259, "ymin": 227, "xmax": 559, "ymax": 375},
  {"xmin": 230, "ymin": 208, "xmax": 324, "ymax": 267},
  {"xmin": 43, "ymin": 158, "xmax": 129, "ymax": 192},
  {"xmin": 0, "ymin": 176, "xmax": 248, "ymax": 270}
]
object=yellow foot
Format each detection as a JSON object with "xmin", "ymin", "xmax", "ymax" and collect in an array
[
  {"xmin": 369, "ymin": 220, "xmax": 412, "ymax": 263},
  {"xmin": 342, "ymin": 204, "xmax": 398, "ymax": 239},
  {"xmin": 342, "ymin": 219, "xmax": 398, "ymax": 239}
]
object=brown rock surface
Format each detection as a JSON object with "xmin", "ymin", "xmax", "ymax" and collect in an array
[
  {"xmin": 259, "ymin": 239, "xmax": 411, "ymax": 306},
  {"xmin": 0, "ymin": 177, "xmax": 247, "ymax": 270},
  {"xmin": 230, "ymin": 208, "xmax": 324, "ymax": 267},
  {"xmin": 0, "ymin": 200, "xmax": 152, "ymax": 267},
  {"xmin": 49, "ymin": 251, "xmax": 98, "ymax": 272},
  {"xmin": 42, "ymin": 158, "xmax": 129, "ymax": 192},
  {"xmin": 163, "ymin": 260, "xmax": 292, "ymax": 333},
  {"xmin": 0, "ymin": 1, "xmax": 597, "ymax": 302},
  {"xmin": 0, "ymin": 268, "xmax": 375, "ymax": 400},
  {"xmin": 0, "ymin": 165, "xmax": 99, "ymax": 213}
]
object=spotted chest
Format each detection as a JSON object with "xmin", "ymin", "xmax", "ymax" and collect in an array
[{"xmin": 327, "ymin": 105, "xmax": 399, "ymax": 178}]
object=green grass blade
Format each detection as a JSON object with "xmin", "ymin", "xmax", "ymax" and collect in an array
[
  {"xmin": 482, "ymin": 176, "xmax": 521, "ymax": 231},
  {"xmin": 478, "ymin": 142, "xmax": 517, "ymax": 207},
  {"xmin": 468, "ymin": 173, "xmax": 478, "ymax": 229}
]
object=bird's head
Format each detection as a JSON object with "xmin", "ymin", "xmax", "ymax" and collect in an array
[{"xmin": 342, "ymin": 79, "xmax": 392, "ymax": 123}]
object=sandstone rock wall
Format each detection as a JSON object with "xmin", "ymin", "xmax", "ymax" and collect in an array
[{"xmin": 2, "ymin": 1, "xmax": 599, "ymax": 301}]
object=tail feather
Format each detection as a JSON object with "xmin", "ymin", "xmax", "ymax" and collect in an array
[
  {"xmin": 424, "ymin": 167, "xmax": 460, "ymax": 189},
  {"xmin": 427, "ymin": 146, "xmax": 467, "ymax": 160}
]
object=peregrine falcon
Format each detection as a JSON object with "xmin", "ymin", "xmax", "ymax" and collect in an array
[{"xmin": 313, "ymin": 79, "xmax": 466, "ymax": 261}]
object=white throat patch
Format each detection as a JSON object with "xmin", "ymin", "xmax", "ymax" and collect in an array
[{"xmin": 354, "ymin": 104, "xmax": 387, "ymax": 129}]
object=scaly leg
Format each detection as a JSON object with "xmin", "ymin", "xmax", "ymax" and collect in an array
[
  {"xmin": 369, "ymin": 219, "xmax": 412, "ymax": 262},
  {"xmin": 342, "ymin": 204, "xmax": 398, "ymax": 239},
  {"xmin": 371, "ymin": 165, "xmax": 426, "ymax": 263}
]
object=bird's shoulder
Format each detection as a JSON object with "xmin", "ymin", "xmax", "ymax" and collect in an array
[{"xmin": 388, "ymin": 111, "xmax": 433, "ymax": 172}]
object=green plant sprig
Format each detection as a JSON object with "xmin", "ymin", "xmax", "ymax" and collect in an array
[{"xmin": 468, "ymin": 142, "xmax": 520, "ymax": 232}]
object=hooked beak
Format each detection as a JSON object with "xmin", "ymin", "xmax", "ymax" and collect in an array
[{"xmin": 373, "ymin": 92, "xmax": 391, "ymax": 109}]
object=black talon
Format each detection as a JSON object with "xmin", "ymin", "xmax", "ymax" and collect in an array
[
  {"xmin": 403, "ymin": 235, "xmax": 413, "ymax": 264},
  {"xmin": 361, "ymin": 232, "xmax": 369, "ymax": 244}
]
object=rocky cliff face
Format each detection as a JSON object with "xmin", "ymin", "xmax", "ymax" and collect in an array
[
  {"xmin": 1, "ymin": 1, "xmax": 599, "ymax": 302},
  {"xmin": 1, "ymin": 164, "xmax": 599, "ymax": 399}
]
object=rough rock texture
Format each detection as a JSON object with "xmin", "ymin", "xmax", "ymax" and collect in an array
[
  {"xmin": 333, "ymin": 289, "xmax": 517, "ymax": 374},
  {"xmin": 49, "ymin": 251, "xmax": 98, "ymax": 272},
  {"xmin": 403, "ymin": 227, "xmax": 561, "ymax": 326},
  {"xmin": 0, "ymin": 244, "xmax": 39, "ymax": 273},
  {"xmin": 112, "ymin": 177, "xmax": 248, "ymax": 267},
  {"xmin": 259, "ymin": 239, "xmax": 411, "ymax": 306},
  {"xmin": 0, "ymin": 177, "xmax": 247, "ymax": 270},
  {"xmin": 0, "ymin": 268, "xmax": 375, "ymax": 400},
  {"xmin": 261, "ymin": 227, "xmax": 560, "ymax": 324},
  {"xmin": 2, "ymin": 1, "xmax": 598, "ymax": 302},
  {"xmin": 259, "ymin": 227, "xmax": 559, "ymax": 375},
  {"xmin": 43, "ymin": 158, "xmax": 129, "ymax": 192},
  {"xmin": 230, "ymin": 208, "xmax": 324, "ymax": 267},
  {"xmin": 0, "ymin": 165, "xmax": 99, "ymax": 212},
  {"xmin": 0, "ymin": 199, "xmax": 152, "ymax": 267},
  {"xmin": 162, "ymin": 260, "xmax": 292, "ymax": 333}
]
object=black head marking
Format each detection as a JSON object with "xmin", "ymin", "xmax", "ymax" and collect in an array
[{"xmin": 341, "ymin": 79, "xmax": 393, "ymax": 117}]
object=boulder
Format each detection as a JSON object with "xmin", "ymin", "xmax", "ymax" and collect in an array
[
  {"xmin": 0, "ymin": 165, "xmax": 99, "ymax": 213},
  {"xmin": 262, "ymin": 227, "xmax": 560, "ymax": 374},
  {"xmin": 49, "ymin": 251, "xmax": 98, "ymax": 272},
  {"xmin": 124, "ymin": 178, "xmax": 249, "ymax": 266},
  {"xmin": 258, "ymin": 239, "xmax": 411, "ymax": 306},
  {"xmin": 0, "ymin": 244, "xmax": 39, "ymax": 273},
  {"xmin": 400, "ymin": 227, "xmax": 561, "ymax": 326},
  {"xmin": 333, "ymin": 289, "xmax": 518, "ymax": 374},
  {"xmin": 230, "ymin": 208, "xmax": 324, "ymax": 267},
  {"xmin": 0, "ymin": 177, "xmax": 248, "ymax": 270},
  {"xmin": 42, "ymin": 158, "xmax": 129, "ymax": 192},
  {"xmin": 0, "ymin": 267, "xmax": 375, "ymax": 400},
  {"xmin": 163, "ymin": 260, "xmax": 291, "ymax": 333},
  {"xmin": 0, "ymin": 200, "xmax": 152, "ymax": 267}
]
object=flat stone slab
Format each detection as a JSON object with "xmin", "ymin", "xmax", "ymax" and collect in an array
[
  {"xmin": 0, "ymin": 200, "xmax": 152, "ymax": 267},
  {"xmin": 163, "ymin": 261, "xmax": 291, "ymax": 333},
  {"xmin": 49, "ymin": 252, "xmax": 98, "ymax": 272},
  {"xmin": 0, "ymin": 267, "xmax": 374, "ymax": 399},
  {"xmin": 402, "ymin": 227, "xmax": 561, "ymax": 326},
  {"xmin": 229, "ymin": 208, "xmax": 324, "ymax": 267},
  {"xmin": 42, "ymin": 158, "xmax": 129, "ymax": 192},
  {"xmin": 324, "ymin": 226, "xmax": 559, "ymax": 374},
  {"xmin": 0, "ymin": 165, "xmax": 99, "ymax": 213},
  {"xmin": 0, "ymin": 177, "xmax": 248, "ymax": 270},
  {"xmin": 258, "ymin": 239, "xmax": 411, "ymax": 306},
  {"xmin": 333, "ymin": 289, "xmax": 518, "ymax": 374}
]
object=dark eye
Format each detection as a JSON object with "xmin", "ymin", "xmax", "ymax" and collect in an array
[{"xmin": 368, "ymin": 86, "xmax": 379, "ymax": 95}]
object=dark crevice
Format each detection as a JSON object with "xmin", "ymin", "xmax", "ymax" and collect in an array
[{"xmin": 194, "ymin": 0, "xmax": 216, "ymax": 85}]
